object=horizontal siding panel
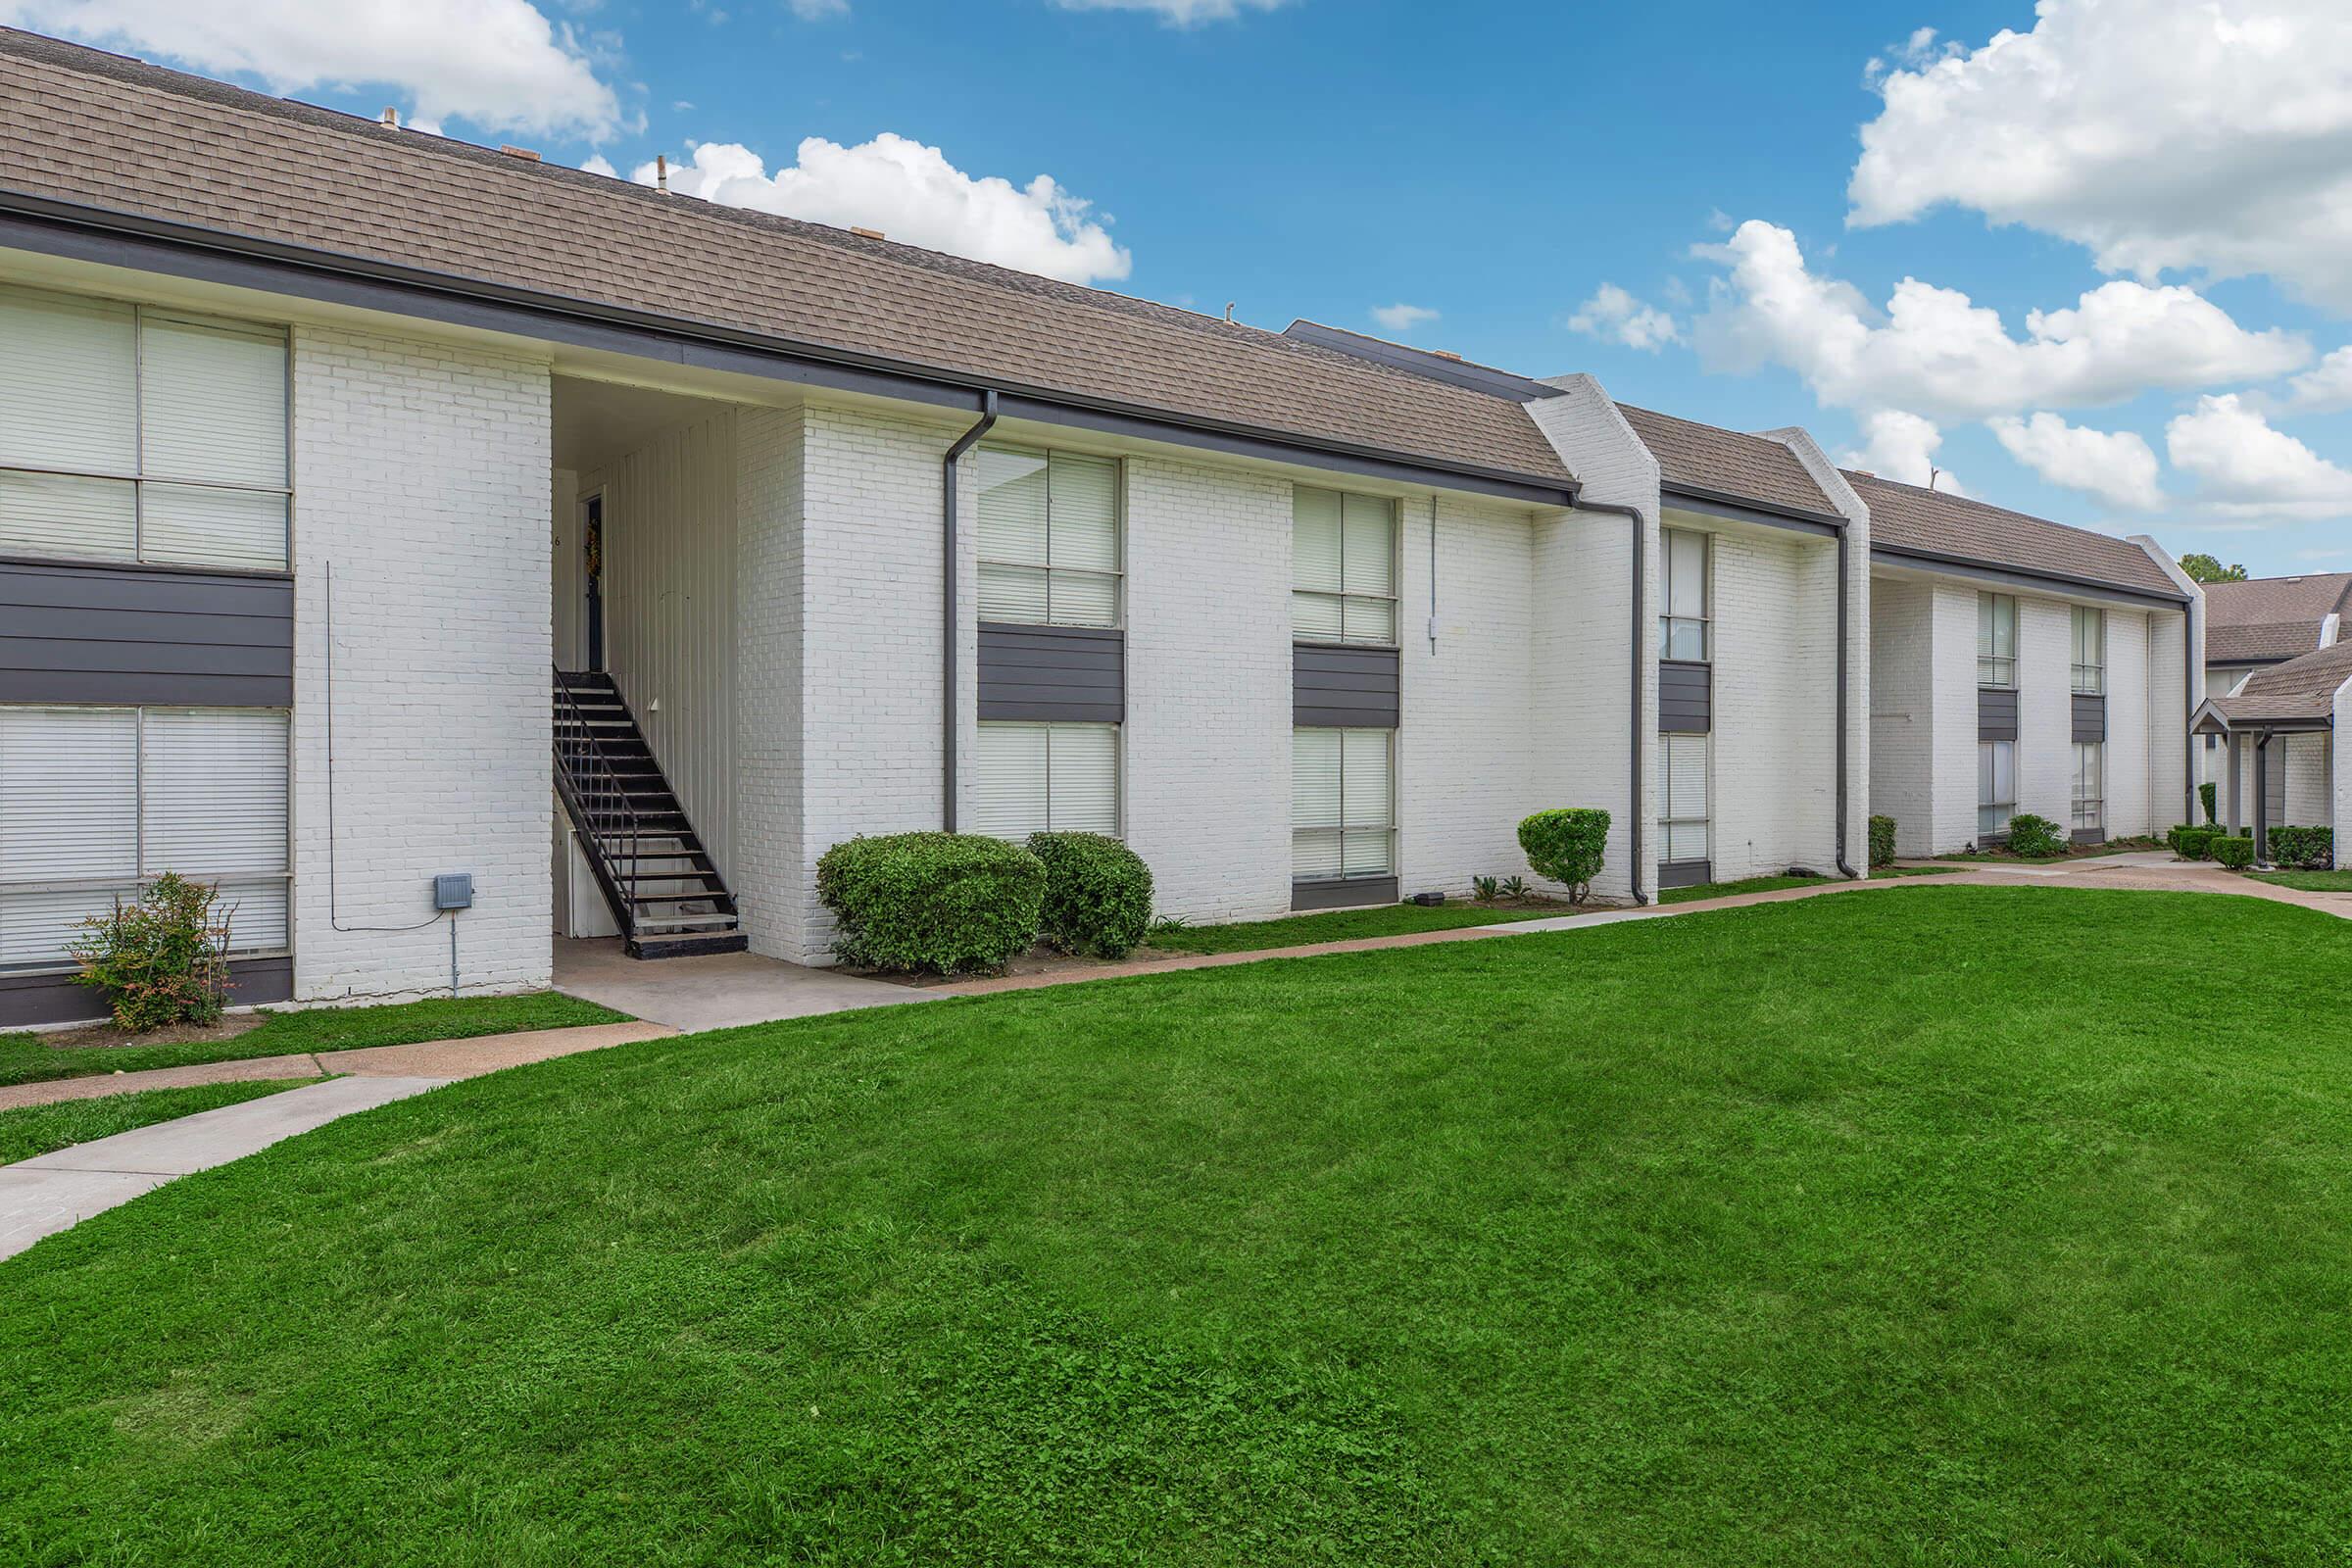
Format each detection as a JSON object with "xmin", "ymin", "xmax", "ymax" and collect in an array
[
  {"xmin": 0, "ymin": 604, "xmax": 291, "ymax": 647},
  {"xmin": 1657, "ymin": 858, "xmax": 1712, "ymax": 890},
  {"xmin": 0, "ymin": 668, "xmax": 291, "ymax": 705},
  {"xmin": 1293, "ymin": 642, "xmax": 1398, "ymax": 727},
  {"xmin": 1979, "ymin": 687, "xmax": 2019, "ymax": 741},
  {"xmin": 1658, "ymin": 661, "xmax": 1711, "ymax": 735},
  {"xmin": 0, "ymin": 637, "xmax": 288, "ymax": 676},
  {"xmin": 0, "ymin": 560, "xmax": 292, "ymax": 615},
  {"xmin": 0, "ymin": 560, "xmax": 292, "ymax": 707},
  {"xmin": 980, "ymin": 698, "xmax": 1125, "ymax": 724},
  {"xmin": 978, "ymin": 622, "xmax": 1124, "ymax": 723},
  {"xmin": 2073, "ymin": 693, "xmax": 2106, "ymax": 742},
  {"xmin": 1291, "ymin": 875, "xmax": 1398, "ymax": 910},
  {"xmin": 1296, "ymin": 703, "xmax": 1398, "ymax": 729},
  {"xmin": 0, "ymin": 954, "xmax": 290, "ymax": 1026}
]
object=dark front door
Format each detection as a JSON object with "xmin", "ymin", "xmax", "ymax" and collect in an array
[{"xmin": 583, "ymin": 493, "xmax": 605, "ymax": 672}]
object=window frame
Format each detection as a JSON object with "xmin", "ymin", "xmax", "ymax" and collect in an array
[
  {"xmin": 0, "ymin": 284, "xmax": 293, "ymax": 574},
  {"xmin": 2072, "ymin": 740, "xmax": 2104, "ymax": 833},
  {"xmin": 1978, "ymin": 593, "xmax": 2018, "ymax": 689},
  {"xmin": 2071, "ymin": 606, "xmax": 2105, "ymax": 695},
  {"xmin": 0, "ymin": 703, "xmax": 293, "ymax": 974},
  {"xmin": 973, "ymin": 443, "xmax": 1125, "ymax": 630},
  {"xmin": 971, "ymin": 718, "xmax": 1122, "ymax": 841},
  {"xmin": 1658, "ymin": 731, "xmax": 1711, "ymax": 866},
  {"xmin": 1658, "ymin": 526, "xmax": 1712, "ymax": 663},
  {"xmin": 1291, "ymin": 725, "xmax": 1396, "ymax": 884},
  {"xmin": 1978, "ymin": 738, "xmax": 2018, "ymax": 840},
  {"xmin": 1291, "ymin": 486, "xmax": 1400, "ymax": 648}
]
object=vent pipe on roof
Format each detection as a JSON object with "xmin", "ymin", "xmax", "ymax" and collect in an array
[
  {"xmin": 380, "ymin": 107, "xmax": 399, "ymax": 128},
  {"xmin": 851, "ymin": 226, "xmax": 886, "ymax": 241},
  {"xmin": 656, "ymin": 154, "xmax": 669, "ymax": 194},
  {"xmin": 1224, "ymin": 302, "xmax": 1236, "ymax": 323},
  {"xmin": 499, "ymin": 144, "xmax": 543, "ymax": 163}
]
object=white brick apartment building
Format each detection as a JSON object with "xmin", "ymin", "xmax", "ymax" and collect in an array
[{"xmin": 0, "ymin": 30, "xmax": 2206, "ymax": 1023}]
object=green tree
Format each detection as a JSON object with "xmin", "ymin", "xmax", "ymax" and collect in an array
[{"xmin": 2180, "ymin": 552, "xmax": 2249, "ymax": 583}]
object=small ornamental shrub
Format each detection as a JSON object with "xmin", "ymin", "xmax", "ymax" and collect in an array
[
  {"xmin": 1500, "ymin": 875, "xmax": 1530, "ymax": 900},
  {"xmin": 816, "ymin": 832, "xmax": 1045, "ymax": 975},
  {"xmin": 1471, "ymin": 875, "xmax": 1499, "ymax": 903},
  {"xmin": 1028, "ymin": 832, "xmax": 1154, "ymax": 959},
  {"xmin": 70, "ymin": 872, "xmax": 232, "ymax": 1032},
  {"xmin": 2199, "ymin": 781, "xmax": 2218, "ymax": 825},
  {"xmin": 2211, "ymin": 831, "xmax": 2257, "ymax": 869},
  {"xmin": 2006, "ymin": 813, "xmax": 2067, "ymax": 859},
  {"xmin": 1519, "ymin": 808, "xmax": 1609, "ymax": 904},
  {"xmin": 2269, "ymin": 825, "xmax": 2334, "ymax": 869},
  {"xmin": 1869, "ymin": 815, "xmax": 1897, "ymax": 869},
  {"xmin": 2167, "ymin": 823, "xmax": 2212, "ymax": 859}
]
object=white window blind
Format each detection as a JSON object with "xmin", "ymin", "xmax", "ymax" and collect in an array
[
  {"xmin": 0, "ymin": 705, "xmax": 289, "ymax": 969},
  {"xmin": 1979, "ymin": 739, "xmax": 2017, "ymax": 838},
  {"xmin": 2071, "ymin": 607, "xmax": 2105, "ymax": 695},
  {"xmin": 1659, "ymin": 528, "xmax": 1710, "ymax": 662},
  {"xmin": 1292, "ymin": 727, "xmax": 1394, "ymax": 881},
  {"xmin": 1658, "ymin": 731, "xmax": 1710, "ymax": 864},
  {"xmin": 1978, "ymin": 594, "xmax": 2018, "ymax": 688},
  {"xmin": 2073, "ymin": 741, "xmax": 2104, "ymax": 832},
  {"xmin": 977, "ymin": 446, "xmax": 1120, "ymax": 627},
  {"xmin": 973, "ymin": 721, "xmax": 1119, "ymax": 840},
  {"xmin": 1293, "ymin": 487, "xmax": 1397, "ymax": 645},
  {"xmin": 0, "ymin": 284, "xmax": 288, "ymax": 572}
]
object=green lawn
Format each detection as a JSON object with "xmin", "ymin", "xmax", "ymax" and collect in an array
[
  {"xmin": 1147, "ymin": 900, "xmax": 1568, "ymax": 953},
  {"xmin": 0, "ymin": 992, "xmax": 629, "ymax": 1088},
  {"xmin": 1657, "ymin": 871, "xmax": 1831, "ymax": 903},
  {"xmin": 5, "ymin": 887, "xmax": 2350, "ymax": 1562},
  {"xmin": 1872, "ymin": 863, "xmax": 1961, "ymax": 879},
  {"xmin": 0, "ymin": 1079, "xmax": 321, "ymax": 1166},
  {"xmin": 2250, "ymin": 868, "xmax": 2352, "ymax": 892}
]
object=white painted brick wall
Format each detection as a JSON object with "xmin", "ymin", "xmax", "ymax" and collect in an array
[
  {"xmin": 1709, "ymin": 523, "xmax": 1838, "ymax": 878},
  {"xmin": 1762, "ymin": 429, "xmax": 1872, "ymax": 874},
  {"xmin": 2147, "ymin": 608, "xmax": 2193, "ymax": 830},
  {"xmin": 1868, "ymin": 575, "xmax": 1935, "ymax": 856},
  {"xmin": 2283, "ymin": 732, "xmax": 2333, "ymax": 827},
  {"xmin": 1928, "ymin": 582, "xmax": 1983, "ymax": 852},
  {"xmin": 2017, "ymin": 596, "xmax": 2074, "ymax": 828},
  {"xmin": 2336, "ymin": 687, "xmax": 2351, "ymax": 867},
  {"xmin": 1123, "ymin": 455, "xmax": 1292, "ymax": 922},
  {"xmin": 289, "ymin": 326, "xmax": 552, "ymax": 1003},
  {"xmin": 2105, "ymin": 610, "xmax": 2151, "ymax": 838},
  {"xmin": 733, "ymin": 404, "xmax": 808, "ymax": 960}
]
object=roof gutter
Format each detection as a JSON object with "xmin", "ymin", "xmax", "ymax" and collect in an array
[
  {"xmin": 1567, "ymin": 497, "xmax": 1648, "ymax": 906},
  {"xmin": 941, "ymin": 391, "xmax": 1000, "ymax": 832},
  {"xmin": 0, "ymin": 191, "xmax": 1577, "ymax": 510}
]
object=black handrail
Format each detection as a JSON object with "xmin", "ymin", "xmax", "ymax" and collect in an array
[{"xmin": 552, "ymin": 664, "xmax": 644, "ymax": 940}]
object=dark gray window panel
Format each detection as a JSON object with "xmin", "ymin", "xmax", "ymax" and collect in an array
[
  {"xmin": 1658, "ymin": 661, "xmax": 1711, "ymax": 734},
  {"xmin": 977, "ymin": 622, "xmax": 1123, "ymax": 723},
  {"xmin": 0, "ymin": 955, "xmax": 291, "ymax": 1028},
  {"xmin": 2072, "ymin": 693, "xmax": 2107, "ymax": 743},
  {"xmin": 1290, "ymin": 875, "xmax": 1399, "ymax": 911},
  {"xmin": 2071, "ymin": 826, "xmax": 2105, "ymax": 847},
  {"xmin": 1657, "ymin": 859, "xmax": 1712, "ymax": 891},
  {"xmin": 1979, "ymin": 687, "xmax": 2019, "ymax": 742},
  {"xmin": 0, "ymin": 560, "xmax": 293, "ymax": 708},
  {"xmin": 1294, "ymin": 643, "xmax": 1400, "ymax": 728}
]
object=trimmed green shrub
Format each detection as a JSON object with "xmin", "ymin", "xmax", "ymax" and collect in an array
[
  {"xmin": 2199, "ymin": 781, "xmax": 2218, "ymax": 825},
  {"xmin": 2269, "ymin": 825, "xmax": 2334, "ymax": 870},
  {"xmin": 2165, "ymin": 823, "xmax": 2195, "ymax": 857},
  {"xmin": 1519, "ymin": 808, "xmax": 1609, "ymax": 904},
  {"xmin": 1869, "ymin": 815, "xmax": 1897, "ymax": 869},
  {"xmin": 2006, "ymin": 812, "xmax": 2067, "ymax": 858},
  {"xmin": 2180, "ymin": 826, "xmax": 2218, "ymax": 859},
  {"xmin": 70, "ymin": 872, "xmax": 231, "ymax": 1032},
  {"xmin": 2211, "ymin": 832, "xmax": 2256, "ymax": 869},
  {"xmin": 816, "ymin": 832, "xmax": 1045, "ymax": 975},
  {"xmin": 1028, "ymin": 832, "xmax": 1154, "ymax": 959}
]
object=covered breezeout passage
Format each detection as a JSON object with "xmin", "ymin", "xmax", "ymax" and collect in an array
[{"xmin": 2192, "ymin": 639, "xmax": 2350, "ymax": 868}]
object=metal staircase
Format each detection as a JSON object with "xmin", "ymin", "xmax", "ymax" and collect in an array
[{"xmin": 553, "ymin": 667, "xmax": 746, "ymax": 958}]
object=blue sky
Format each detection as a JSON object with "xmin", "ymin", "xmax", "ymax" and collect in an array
[{"xmin": 18, "ymin": 0, "xmax": 2351, "ymax": 574}]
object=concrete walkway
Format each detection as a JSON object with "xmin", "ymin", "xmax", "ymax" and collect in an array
[{"xmin": 554, "ymin": 936, "xmax": 916, "ymax": 1032}]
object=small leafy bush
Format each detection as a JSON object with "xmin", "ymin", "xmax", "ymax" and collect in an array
[
  {"xmin": 2211, "ymin": 832, "xmax": 2256, "ymax": 869},
  {"xmin": 1028, "ymin": 832, "xmax": 1154, "ymax": 959},
  {"xmin": 2269, "ymin": 825, "xmax": 2333, "ymax": 869},
  {"xmin": 1869, "ymin": 815, "xmax": 1897, "ymax": 869},
  {"xmin": 1519, "ymin": 808, "xmax": 1609, "ymax": 904},
  {"xmin": 2167, "ymin": 823, "xmax": 2211, "ymax": 859},
  {"xmin": 2199, "ymin": 782, "xmax": 2218, "ymax": 826},
  {"xmin": 817, "ymin": 832, "xmax": 1044, "ymax": 975},
  {"xmin": 1471, "ymin": 875, "xmax": 1499, "ymax": 903},
  {"xmin": 1500, "ymin": 875, "xmax": 1529, "ymax": 900},
  {"xmin": 2006, "ymin": 813, "xmax": 2067, "ymax": 858},
  {"xmin": 71, "ymin": 872, "xmax": 232, "ymax": 1032}
]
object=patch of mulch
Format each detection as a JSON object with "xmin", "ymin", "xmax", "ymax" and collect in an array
[{"xmin": 25, "ymin": 1012, "xmax": 266, "ymax": 1053}]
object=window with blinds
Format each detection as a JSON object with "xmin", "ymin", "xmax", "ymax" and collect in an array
[
  {"xmin": 2073, "ymin": 741, "xmax": 2104, "ymax": 832},
  {"xmin": 1293, "ymin": 487, "xmax": 1397, "ymax": 645},
  {"xmin": 1979, "ymin": 739, "xmax": 2017, "ymax": 838},
  {"xmin": 0, "ymin": 705, "xmax": 290, "ymax": 970},
  {"xmin": 1292, "ymin": 727, "xmax": 1394, "ymax": 882},
  {"xmin": 976, "ymin": 446, "xmax": 1121, "ymax": 627},
  {"xmin": 972, "ymin": 721, "xmax": 1119, "ymax": 840},
  {"xmin": 0, "ymin": 284, "xmax": 289, "ymax": 572},
  {"xmin": 2071, "ymin": 606, "xmax": 2105, "ymax": 694},
  {"xmin": 1978, "ymin": 593, "xmax": 2018, "ymax": 688},
  {"xmin": 1657, "ymin": 732, "xmax": 1710, "ymax": 864},
  {"xmin": 1659, "ymin": 528, "xmax": 1710, "ymax": 662}
]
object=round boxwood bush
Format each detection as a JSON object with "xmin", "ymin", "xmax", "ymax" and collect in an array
[
  {"xmin": 1027, "ymin": 831, "xmax": 1154, "ymax": 959},
  {"xmin": 2210, "ymin": 831, "xmax": 2257, "ymax": 869},
  {"xmin": 816, "ymin": 831, "xmax": 1044, "ymax": 975},
  {"xmin": 1519, "ymin": 808, "xmax": 1609, "ymax": 904},
  {"xmin": 2006, "ymin": 812, "xmax": 2066, "ymax": 859},
  {"xmin": 1868, "ymin": 814, "xmax": 1897, "ymax": 869}
]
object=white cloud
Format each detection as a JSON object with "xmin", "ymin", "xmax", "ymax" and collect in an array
[
  {"xmin": 1566, "ymin": 283, "xmax": 1681, "ymax": 352},
  {"xmin": 1838, "ymin": 409, "xmax": 1960, "ymax": 493},
  {"xmin": 1692, "ymin": 220, "xmax": 2308, "ymax": 422},
  {"xmin": 1050, "ymin": 0, "xmax": 1286, "ymax": 20},
  {"xmin": 1849, "ymin": 0, "xmax": 2352, "ymax": 310},
  {"xmin": 1988, "ymin": 413, "xmax": 2164, "ymax": 510},
  {"xmin": 787, "ymin": 0, "xmax": 847, "ymax": 17},
  {"xmin": 635, "ymin": 137, "xmax": 1131, "ymax": 284},
  {"xmin": 579, "ymin": 153, "xmax": 618, "ymax": 176},
  {"xmin": 1370, "ymin": 303, "xmax": 1438, "ymax": 334},
  {"xmin": 2167, "ymin": 394, "xmax": 2352, "ymax": 517},
  {"xmin": 0, "ymin": 0, "xmax": 628, "ymax": 138},
  {"xmin": 2280, "ymin": 347, "xmax": 2352, "ymax": 414}
]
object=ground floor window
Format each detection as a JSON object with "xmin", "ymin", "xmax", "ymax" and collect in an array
[
  {"xmin": 1658, "ymin": 732, "xmax": 1710, "ymax": 865},
  {"xmin": 972, "ymin": 721, "xmax": 1119, "ymax": 840},
  {"xmin": 2073, "ymin": 742, "xmax": 2104, "ymax": 834},
  {"xmin": 1293, "ymin": 727, "xmax": 1394, "ymax": 883},
  {"xmin": 0, "ymin": 705, "xmax": 289, "ymax": 970},
  {"xmin": 1978, "ymin": 739, "xmax": 2017, "ymax": 839}
]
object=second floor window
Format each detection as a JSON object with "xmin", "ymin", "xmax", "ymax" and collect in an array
[
  {"xmin": 2072, "ymin": 606, "xmax": 2105, "ymax": 694},
  {"xmin": 1978, "ymin": 593, "xmax": 2018, "ymax": 688},
  {"xmin": 1659, "ymin": 527, "xmax": 1710, "ymax": 661},
  {"xmin": 977, "ymin": 445, "xmax": 1121, "ymax": 627},
  {"xmin": 1293, "ymin": 486, "xmax": 1396, "ymax": 645}
]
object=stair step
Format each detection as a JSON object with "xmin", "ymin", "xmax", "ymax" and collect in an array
[{"xmin": 625, "ymin": 931, "xmax": 749, "ymax": 959}]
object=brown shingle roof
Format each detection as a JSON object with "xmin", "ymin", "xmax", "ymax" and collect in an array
[
  {"xmin": 2209, "ymin": 639, "xmax": 2352, "ymax": 724},
  {"xmin": 1844, "ymin": 470, "xmax": 2182, "ymax": 600},
  {"xmin": 0, "ymin": 28, "xmax": 1572, "ymax": 487},
  {"xmin": 1616, "ymin": 405, "xmax": 1838, "ymax": 520},
  {"xmin": 2203, "ymin": 573, "xmax": 2352, "ymax": 663}
]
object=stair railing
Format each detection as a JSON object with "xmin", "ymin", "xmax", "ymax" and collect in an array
[{"xmin": 552, "ymin": 664, "xmax": 643, "ymax": 939}]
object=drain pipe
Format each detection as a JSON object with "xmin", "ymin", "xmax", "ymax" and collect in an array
[
  {"xmin": 1567, "ymin": 498, "xmax": 1648, "ymax": 906},
  {"xmin": 941, "ymin": 391, "xmax": 999, "ymax": 832},
  {"xmin": 1834, "ymin": 528, "xmax": 1857, "ymax": 879}
]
